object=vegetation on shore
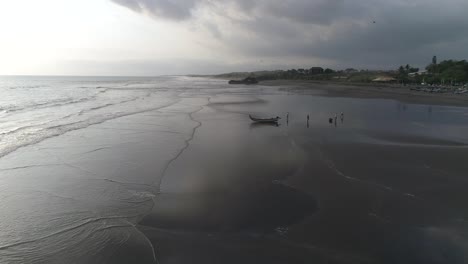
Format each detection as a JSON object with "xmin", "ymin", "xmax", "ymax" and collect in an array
[
  {"xmin": 214, "ymin": 57, "xmax": 468, "ymax": 86},
  {"xmin": 422, "ymin": 60, "xmax": 468, "ymax": 84}
]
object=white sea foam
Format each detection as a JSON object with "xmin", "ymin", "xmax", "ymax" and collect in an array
[
  {"xmin": 0, "ymin": 77, "xmax": 188, "ymax": 158},
  {"xmin": 0, "ymin": 76, "xmax": 215, "ymax": 263}
]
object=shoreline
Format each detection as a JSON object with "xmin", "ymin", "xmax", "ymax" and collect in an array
[
  {"xmin": 255, "ymin": 79, "xmax": 468, "ymax": 107},
  {"xmin": 3, "ymin": 76, "xmax": 468, "ymax": 263}
]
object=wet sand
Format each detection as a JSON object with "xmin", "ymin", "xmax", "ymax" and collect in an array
[
  {"xmin": 139, "ymin": 93, "xmax": 468, "ymax": 264},
  {"xmin": 261, "ymin": 80, "xmax": 468, "ymax": 107},
  {"xmin": 0, "ymin": 95, "xmax": 209, "ymax": 263}
]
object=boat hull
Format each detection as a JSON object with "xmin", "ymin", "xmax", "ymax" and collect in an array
[
  {"xmin": 249, "ymin": 115, "xmax": 280, "ymax": 123},
  {"xmin": 229, "ymin": 80, "xmax": 258, "ymax": 85}
]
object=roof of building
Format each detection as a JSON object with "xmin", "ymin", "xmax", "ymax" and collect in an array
[{"xmin": 372, "ymin": 76, "xmax": 397, "ymax": 82}]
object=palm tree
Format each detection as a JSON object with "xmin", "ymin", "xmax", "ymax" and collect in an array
[{"xmin": 399, "ymin": 66, "xmax": 405, "ymax": 74}]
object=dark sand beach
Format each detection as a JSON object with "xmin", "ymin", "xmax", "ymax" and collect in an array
[
  {"xmin": 138, "ymin": 85, "xmax": 468, "ymax": 263},
  {"xmin": 261, "ymin": 80, "xmax": 468, "ymax": 107},
  {"xmin": 1, "ymin": 77, "xmax": 468, "ymax": 263}
]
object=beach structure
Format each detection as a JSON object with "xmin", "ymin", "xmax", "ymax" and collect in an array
[
  {"xmin": 310, "ymin": 67, "xmax": 324, "ymax": 75},
  {"xmin": 372, "ymin": 76, "xmax": 397, "ymax": 83},
  {"xmin": 408, "ymin": 70, "xmax": 427, "ymax": 77}
]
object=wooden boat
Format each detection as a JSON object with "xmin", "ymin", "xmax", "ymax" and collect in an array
[{"xmin": 249, "ymin": 115, "xmax": 280, "ymax": 123}]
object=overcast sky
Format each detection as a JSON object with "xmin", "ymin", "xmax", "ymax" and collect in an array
[{"xmin": 0, "ymin": 0, "xmax": 467, "ymax": 76}]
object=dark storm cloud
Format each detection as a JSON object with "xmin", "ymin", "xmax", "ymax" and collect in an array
[
  {"xmin": 263, "ymin": 0, "xmax": 348, "ymax": 25},
  {"xmin": 110, "ymin": 0, "xmax": 356, "ymax": 23},
  {"xmin": 111, "ymin": 0, "xmax": 468, "ymax": 69},
  {"xmin": 227, "ymin": 0, "xmax": 468, "ymax": 68}
]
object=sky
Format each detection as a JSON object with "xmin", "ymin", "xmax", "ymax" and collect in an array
[{"xmin": 0, "ymin": 0, "xmax": 467, "ymax": 76}]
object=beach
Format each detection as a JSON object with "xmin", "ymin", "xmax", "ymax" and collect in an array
[
  {"xmin": 1, "ymin": 76, "xmax": 468, "ymax": 263},
  {"xmin": 140, "ymin": 89, "xmax": 468, "ymax": 264},
  {"xmin": 261, "ymin": 79, "xmax": 468, "ymax": 107}
]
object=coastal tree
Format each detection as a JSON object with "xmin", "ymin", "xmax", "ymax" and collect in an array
[
  {"xmin": 426, "ymin": 63, "xmax": 436, "ymax": 74},
  {"xmin": 425, "ymin": 59, "xmax": 468, "ymax": 84},
  {"xmin": 398, "ymin": 65, "xmax": 419, "ymax": 75},
  {"xmin": 398, "ymin": 66, "xmax": 405, "ymax": 74},
  {"xmin": 345, "ymin": 68, "xmax": 358, "ymax": 73}
]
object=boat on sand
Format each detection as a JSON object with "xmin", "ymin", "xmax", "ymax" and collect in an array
[{"xmin": 249, "ymin": 115, "xmax": 280, "ymax": 123}]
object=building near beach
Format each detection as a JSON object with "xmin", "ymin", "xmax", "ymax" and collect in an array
[
  {"xmin": 408, "ymin": 70, "xmax": 428, "ymax": 77},
  {"xmin": 310, "ymin": 67, "xmax": 324, "ymax": 74},
  {"xmin": 372, "ymin": 76, "xmax": 397, "ymax": 83}
]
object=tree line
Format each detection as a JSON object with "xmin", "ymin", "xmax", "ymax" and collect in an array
[
  {"xmin": 217, "ymin": 58, "xmax": 468, "ymax": 85},
  {"xmin": 398, "ymin": 59, "xmax": 468, "ymax": 85}
]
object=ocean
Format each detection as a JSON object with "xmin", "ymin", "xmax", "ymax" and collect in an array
[{"xmin": 0, "ymin": 76, "xmax": 208, "ymax": 263}]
